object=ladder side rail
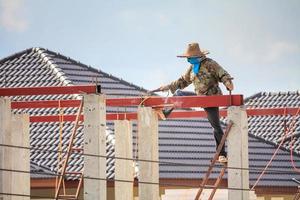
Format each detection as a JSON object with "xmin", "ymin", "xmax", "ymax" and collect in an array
[
  {"xmin": 194, "ymin": 121, "xmax": 233, "ymax": 200},
  {"xmin": 55, "ymin": 101, "xmax": 83, "ymax": 199}
]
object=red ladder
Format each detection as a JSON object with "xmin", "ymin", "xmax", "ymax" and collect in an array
[
  {"xmin": 55, "ymin": 100, "xmax": 84, "ymax": 200},
  {"xmin": 194, "ymin": 121, "xmax": 233, "ymax": 200}
]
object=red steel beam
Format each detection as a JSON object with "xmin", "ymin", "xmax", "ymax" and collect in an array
[
  {"xmin": 11, "ymin": 100, "xmax": 81, "ymax": 109},
  {"xmin": 169, "ymin": 107, "xmax": 300, "ymax": 118},
  {"xmin": 11, "ymin": 95, "xmax": 243, "ymax": 109},
  {"xmin": 29, "ymin": 115, "xmax": 84, "ymax": 123},
  {"xmin": 246, "ymin": 107, "xmax": 299, "ymax": 116},
  {"xmin": 29, "ymin": 113, "xmax": 138, "ymax": 122},
  {"xmin": 0, "ymin": 85, "xmax": 98, "ymax": 96},
  {"xmin": 28, "ymin": 107, "xmax": 300, "ymax": 122},
  {"xmin": 106, "ymin": 95, "xmax": 244, "ymax": 108}
]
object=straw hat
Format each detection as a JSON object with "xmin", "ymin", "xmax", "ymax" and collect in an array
[{"xmin": 177, "ymin": 43, "xmax": 209, "ymax": 58}]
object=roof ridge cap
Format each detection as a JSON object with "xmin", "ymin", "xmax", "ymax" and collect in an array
[
  {"xmin": 34, "ymin": 48, "xmax": 73, "ymax": 86},
  {"xmin": 244, "ymin": 92, "xmax": 263, "ymax": 102},
  {"xmin": 45, "ymin": 49, "xmax": 151, "ymax": 93}
]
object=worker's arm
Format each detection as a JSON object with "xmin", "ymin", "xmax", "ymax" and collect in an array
[
  {"xmin": 212, "ymin": 60, "xmax": 234, "ymax": 91},
  {"xmin": 168, "ymin": 66, "xmax": 193, "ymax": 94},
  {"xmin": 152, "ymin": 66, "xmax": 192, "ymax": 93}
]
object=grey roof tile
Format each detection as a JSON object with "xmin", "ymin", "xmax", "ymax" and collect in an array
[{"xmin": 246, "ymin": 91, "xmax": 300, "ymax": 156}]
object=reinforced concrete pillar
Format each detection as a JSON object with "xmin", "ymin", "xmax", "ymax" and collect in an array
[
  {"xmin": 0, "ymin": 97, "xmax": 12, "ymax": 200},
  {"xmin": 114, "ymin": 120, "xmax": 133, "ymax": 200},
  {"xmin": 227, "ymin": 106, "xmax": 250, "ymax": 200},
  {"xmin": 11, "ymin": 114, "xmax": 30, "ymax": 200},
  {"xmin": 137, "ymin": 107, "xmax": 159, "ymax": 200},
  {"xmin": 83, "ymin": 94, "xmax": 106, "ymax": 200}
]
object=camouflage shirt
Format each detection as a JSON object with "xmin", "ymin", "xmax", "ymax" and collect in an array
[{"xmin": 168, "ymin": 58, "xmax": 232, "ymax": 96}]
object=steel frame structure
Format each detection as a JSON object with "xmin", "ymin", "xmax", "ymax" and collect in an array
[
  {"xmin": 1, "ymin": 85, "xmax": 300, "ymax": 199},
  {"xmin": 1, "ymin": 85, "xmax": 297, "ymax": 121}
]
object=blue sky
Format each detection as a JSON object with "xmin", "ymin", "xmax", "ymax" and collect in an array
[{"xmin": 0, "ymin": 0, "xmax": 299, "ymax": 97}]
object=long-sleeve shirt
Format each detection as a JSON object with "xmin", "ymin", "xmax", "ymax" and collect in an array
[{"xmin": 168, "ymin": 58, "xmax": 232, "ymax": 96}]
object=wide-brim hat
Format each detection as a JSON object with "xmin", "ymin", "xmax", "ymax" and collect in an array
[{"xmin": 177, "ymin": 43, "xmax": 209, "ymax": 58}]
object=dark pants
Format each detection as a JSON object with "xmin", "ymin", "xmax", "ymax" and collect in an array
[{"xmin": 174, "ymin": 90, "xmax": 227, "ymax": 157}]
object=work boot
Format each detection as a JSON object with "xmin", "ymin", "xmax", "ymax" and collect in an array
[
  {"xmin": 218, "ymin": 155, "xmax": 228, "ymax": 163},
  {"xmin": 162, "ymin": 107, "xmax": 174, "ymax": 118}
]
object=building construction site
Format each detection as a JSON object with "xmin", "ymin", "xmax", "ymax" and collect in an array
[{"xmin": 0, "ymin": 47, "xmax": 299, "ymax": 200}]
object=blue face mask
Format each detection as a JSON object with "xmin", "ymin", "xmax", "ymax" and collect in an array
[
  {"xmin": 187, "ymin": 57, "xmax": 201, "ymax": 64},
  {"xmin": 187, "ymin": 57, "xmax": 202, "ymax": 74}
]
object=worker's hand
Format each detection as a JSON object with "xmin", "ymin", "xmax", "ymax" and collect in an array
[
  {"xmin": 159, "ymin": 85, "xmax": 170, "ymax": 92},
  {"xmin": 224, "ymin": 81, "xmax": 234, "ymax": 91},
  {"xmin": 150, "ymin": 85, "xmax": 170, "ymax": 93},
  {"xmin": 150, "ymin": 85, "xmax": 169, "ymax": 93}
]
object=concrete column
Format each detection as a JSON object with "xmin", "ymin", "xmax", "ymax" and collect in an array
[
  {"xmin": 0, "ymin": 97, "xmax": 12, "ymax": 200},
  {"xmin": 137, "ymin": 107, "xmax": 159, "ymax": 200},
  {"xmin": 83, "ymin": 94, "xmax": 106, "ymax": 200},
  {"xmin": 227, "ymin": 106, "xmax": 249, "ymax": 200},
  {"xmin": 11, "ymin": 114, "xmax": 30, "ymax": 200},
  {"xmin": 114, "ymin": 120, "xmax": 133, "ymax": 200}
]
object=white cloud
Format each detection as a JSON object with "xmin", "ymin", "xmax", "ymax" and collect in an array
[{"xmin": 0, "ymin": 0, "xmax": 28, "ymax": 32}]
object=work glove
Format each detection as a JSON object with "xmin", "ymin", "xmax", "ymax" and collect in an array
[{"xmin": 224, "ymin": 81, "xmax": 234, "ymax": 91}]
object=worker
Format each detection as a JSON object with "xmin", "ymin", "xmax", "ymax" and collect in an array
[{"xmin": 153, "ymin": 43, "xmax": 234, "ymax": 163}]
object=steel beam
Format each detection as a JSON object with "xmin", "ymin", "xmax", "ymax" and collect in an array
[
  {"xmin": 246, "ymin": 107, "xmax": 299, "ymax": 116},
  {"xmin": 27, "ymin": 107, "xmax": 300, "ymax": 122},
  {"xmin": 11, "ymin": 100, "xmax": 81, "ymax": 109},
  {"xmin": 0, "ymin": 85, "xmax": 98, "ymax": 96},
  {"xmin": 106, "ymin": 95, "xmax": 243, "ymax": 108},
  {"xmin": 11, "ymin": 95, "xmax": 243, "ymax": 109}
]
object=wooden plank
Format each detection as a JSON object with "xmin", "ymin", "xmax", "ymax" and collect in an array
[
  {"xmin": 227, "ymin": 106, "xmax": 249, "ymax": 200},
  {"xmin": 114, "ymin": 120, "xmax": 133, "ymax": 200},
  {"xmin": 83, "ymin": 94, "xmax": 106, "ymax": 200},
  {"xmin": 137, "ymin": 107, "xmax": 159, "ymax": 200},
  {"xmin": 11, "ymin": 114, "xmax": 30, "ymax": 200},
  {"xmin": 0, "ymin": 98, "xmax": 12, "ymax": 200}
]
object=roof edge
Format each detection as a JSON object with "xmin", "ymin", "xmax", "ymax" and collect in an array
[
  {"xmin": 248, "ymin": 133, "xmax": 300, "ymax": 157},
  {"xmin": 34, "ymin": 48, "xmax": 73, "ymax": 87},
  {"xmin": 0, "ymin": 48, "xmax": 34, "ymax": 65},
  {"xmin": 244, "ymin": 92, "xmax": 263, "ymax": 103},
  {"xmin": 44, "ymin": 48, "xmax": 150, "ymax": 93}
]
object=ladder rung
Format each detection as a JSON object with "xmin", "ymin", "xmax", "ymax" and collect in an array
[
  {"xmin": 58, "ymin": 194, "xmax": 76, "ymax": 199},
  {"xmin": 71, "ymin": 147, "xmax": 83, "ymax": 151},
  {"xmin": 201, "ymin": 185, "xmax": 215, "ymax": 189}
]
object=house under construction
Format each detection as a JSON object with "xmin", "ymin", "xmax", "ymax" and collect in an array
[{"xmin": 0, "ymin": 48, "xmax": 300, "ymax": 200}]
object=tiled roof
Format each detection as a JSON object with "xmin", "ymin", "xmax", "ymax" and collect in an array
[
  {"xmin": 0, "ymin": 48, "xmax": 299, "ymax": 187},
  {"xmin": 246, "ymin": 92, "xmax": 300, "ymax": 155}
]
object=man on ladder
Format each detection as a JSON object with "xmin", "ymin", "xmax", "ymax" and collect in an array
[{"xmin": 153, "ymin": 42, "xmax": 234, "ymax": 163}]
